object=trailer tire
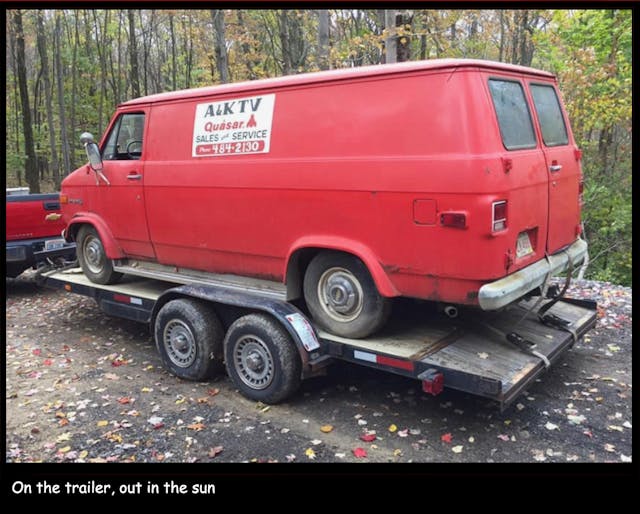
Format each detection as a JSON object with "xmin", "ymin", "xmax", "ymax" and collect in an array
[
  {"xmin": 155, "ymin": 298, "xmax": 225, "ymax": 381},
  {"xmin": 224, "ymin": 313, "xmax": 301, "ymax": 404},
  {"xmin": 77, "ymin": 225, "xmax": 122, "ymax": 285},
  {"xmin": 303, "ymin": 251, "xmax": 391, "ymax": 338}
]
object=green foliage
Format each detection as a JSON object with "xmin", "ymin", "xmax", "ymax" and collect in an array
[{"xmin": 5, "ymin": 9, "xmax": 631, "ymax": 286}]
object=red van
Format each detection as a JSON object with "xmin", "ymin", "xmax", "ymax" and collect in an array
[{"xmin": 60, "ymin": 59, "xmax": 587, "ymax": 338}]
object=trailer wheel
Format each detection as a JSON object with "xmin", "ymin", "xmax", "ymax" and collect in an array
[
  {"xmin": 303, "ymin": 252, "xmax": 391, "ymax": 338},
  {"xmin": 154, "ymin": 298, "xmax": 224, "ymax": 381},
  {"xmin": 224, "ymin": 313, "xmax": 301, "ymax": 404},
  {"xmin": 77, "ymin": 225, "xmax": 122, "ymax": 285}
]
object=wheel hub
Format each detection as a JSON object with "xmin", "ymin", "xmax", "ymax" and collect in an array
[
  {"xmin": 163, "ymin": 319, "xmax": 196, "ymax": 368},
  {"xmin": 234, "ymin": 336, "xmax": 274, "ymax": 390},
  {"xmin": 318, "ymin": 267, "xmax": 364, "ymax": 322}
]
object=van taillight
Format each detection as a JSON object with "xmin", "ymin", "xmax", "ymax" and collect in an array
[
  {"xmin": 492, "ymin": 201, "xmax": 507, "ymax": 232},
  {"xmin": 578, "ymin": 178, "xmax": 584, "ymax": 206},
  {"xmin": 440, "ymin": 212, "xmax": 467, "ymax": 229}
]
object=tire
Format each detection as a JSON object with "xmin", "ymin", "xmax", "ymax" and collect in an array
[
  {"xmin": 154, "ymin": 298, "xmax": 225, "ymax": 381},
  {"xmin": 303, "ymin": 252, "xmax": 391, "ymax": 338},
  {"xmin": 224, "ymin": 313, "xmax": 301, "ymax": 404},
  {"xmin": 76, "ymin": 225, "xmax": 122, "ymax": 285}
]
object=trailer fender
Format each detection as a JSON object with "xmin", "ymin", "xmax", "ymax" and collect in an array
[
  {"xmin": 66, "ymin": 213, "xmax": 125, "ymax": 260},
  {"xmin": 150, "ymin": 285, "xmax": 322, "ymax": 376}
]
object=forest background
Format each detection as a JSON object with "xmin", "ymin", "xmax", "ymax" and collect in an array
[{"xmin": 5, "ymin": 9, "xmax": 632, "ymax": 286}]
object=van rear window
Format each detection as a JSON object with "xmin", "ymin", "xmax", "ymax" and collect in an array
[
  {"xmin": 530, "ymin": 84, "xmax": 569, "ymax": 147},
  {"xmin": 488, "ymin": 79, "xmax": 537, "ymax": 151}
]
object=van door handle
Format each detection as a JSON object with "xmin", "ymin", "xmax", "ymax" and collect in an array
[
  {"xmin": 549, "ymin": 164, "xmax": 562, "ymax": 172},
  {"xmin": 127, "ymin": 173, "xmax": 142, "ymax": 180}
]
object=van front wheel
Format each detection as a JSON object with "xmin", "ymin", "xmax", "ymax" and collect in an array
[
  {"xmin": 303, "ymin": 252, "xmax": 391, "ymax": 338},
  {"xmin": 77, "ymin": 225, "xmax": 122, "ymax": 285}
]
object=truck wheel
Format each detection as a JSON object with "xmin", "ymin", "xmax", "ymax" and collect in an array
[
  {"xmin": 76, "ymin": 225, "xmax": 122, "ymax": 285},
  {"xmin": 224, "ymin": 313, "xmax": 301, "ymax": 404},
  {"xmin": 303, "ymin": 252, "xmax": 391, "ymax": 338},
  {"xmin": 154, "ymin": 298, "xmax": 225, "ymax": 381}
]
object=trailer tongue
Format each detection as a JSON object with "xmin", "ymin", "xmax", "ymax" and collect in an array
[{"xmin": 39, "ymin": 267, "xmax": 596, "ymax": 411}]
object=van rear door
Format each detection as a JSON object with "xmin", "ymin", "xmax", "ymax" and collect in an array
[{"xmin": 528, "ymin": 82, "xmax": 581, "ymax": 254}]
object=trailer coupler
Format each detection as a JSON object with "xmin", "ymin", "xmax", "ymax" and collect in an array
[{"xmin": 419, "ymin": 368, "xmax": 444, "ymax": 396}]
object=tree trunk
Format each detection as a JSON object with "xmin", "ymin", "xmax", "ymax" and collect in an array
[
  {"xmin": 498, "ymin": 10, "xmax": 505, "ymax": 62},
  {"xmin": 279, "ymin": 10, "xmax": 292, "ymax": 75},
  {"xmin": 212, "ymin": 9, "xmax": 230, "ymax": 83},
  {"xmin": 55, "ymin": 12, "xmax": 71, "ymax": 176},
  {"xmin": 318, "ymin": 9, "xmax": 330, "ymax": 70},
  {"xmin": 384, "ymin": 10, "xmax": 397, "ymax": 64},
  {"xmin": 169, "ymin": 12, "xmax": 177, "ymax": 90},
  {"xmin": 36, "ymin": 10, "xmax": 60, "ymax": 188},
  {"xmin": 237, "ymin": 10, "xmax": 258, "ymax": 80},
  {"xmin": 13, "ymin": 10, "xmax": 40, "ymax": 193},
  {"xmin": 128, "ymin": 9, "xmax": 141, "ymax": 98}
]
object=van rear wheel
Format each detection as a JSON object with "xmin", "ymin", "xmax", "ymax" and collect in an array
[
  {"xmin": 303, "ymin": 252, "xmax": 391, "ymax": 338},
  {"xmin": 76, "ymin": 225, "xmax": 122, "ymax": 285}
]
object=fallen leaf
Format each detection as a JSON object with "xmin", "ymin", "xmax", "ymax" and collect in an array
[
  {"xmin": 583, "ymin": 430, "xmax": 593, "ymax": 438},
  {"xmin": 141, "ymin": 387, "xmax": 153, "ymax": 393},
  {"xmin": 320, "ymin": 425, "xmax": 334, "ymax": 433},
  {"xmin": 58, "ymin": 446, "xmax": 71, "ymax": 453},
  {"xmin": 360, "ymin": 433, "xmax": 376, "ymax": 442},
  {"xmin": 208, "ymin": 446, "xmax": 223, "ymax": 458},
  {"xmin": 310, "ymin": 439, "xmax": 322, "ymax": 446},
  {"xmin": 477, "ymin": 352, "xmax": 489, "ymax": 359},
  {"xmin": 398, "ymin": 429, "xmax": 409, "ymax": 438},
  {"xmin": 334, "ymin": 453, "xmax": 346, "ymax": 459},
  {"xmin": 58, "ymin": 418, "xmax": 69, "ymax": 427},
  {"xmin": 388, "ymin": 424, "xmax": 398, "ymax": 433},
  {"xmin": 286, "ymin": 454, "xmax": 296, "ymax": 462},
  {"xmin": 117, "ymin": 397, "xmax": 132, "ymax": 405},
  {"xmin": 33, "ymin": 349, "xmax": 42, "ymax": 356},
  {"xmin": 516, "ymin": 403, "xmax": 525, "ymax": 411},
  {"xmin": 197, "ymin": 397, "xmax": 209, "ymax": 404},
  {"xmin": 207, "ymin": 388, "xmax": 220, "ymax": 396},
  {"xmin": 147, "ymin": 415, "xmax": 163, "ymax": 426},
  {"xmin": 175, "ymin": 396, "xmax": 186, "ymax": 405},
  {"xmin": 352, "ymin": 447, "xmax": 367, "ymax": 458},
  {"xmin": 545, "ymin": 422, "xmax": 559, "ymax": 431},
  {"xmin": 43, "ymin": 359, "xmax": 53, "ymax": 366},
  {"xmin": 441, "ymin": 433, "xmax": 452, "ymax": 444},
  {"xmin": 79, "ymin": 450, "xmax": 88, "ymax": 459},
  {"xmin": 187, "ymin": 423, "xmax": 205, "ymax": 431},
  {"xmin": 604, "ymin": 444, "xmax": 616, "ymax": 453},
  {"xmin": 623, "ymin": 421, "xmax": 632, "ymax": 429},
  {"xmin": 620, "ymin": 455, "xmax": 632, "ymax": 463},
  {"xmin": 452, "ymin": 445, "xmax": 464, "ymax": 454},
  {"xmin": 497, "ymin": 434, "xmax": 510, "ymax": 442},
  {"xmin": 56, "ymin": 432, "xmax": 71, "ymax": 443},
  {"xmin": 104, "ymin": 373, "xmax": 119, "ymax": 380},
  {"xmin": 468, "ymin": 436, "xmax": 475, "ymax": 443},
  {"xmin": 608, "ymin": 425, "xmax": 624, "ymax": 432},
  {"xmin": 567, "ymin": 415, "xmax": 586, "ymax": 425},
  {"xmin": 305, "ymin": 448, "xmax": 316, "ymax": 460}
]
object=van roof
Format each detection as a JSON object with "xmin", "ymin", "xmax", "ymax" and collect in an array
[{"xmin": 121, "ymin": 58, "xmax": 556, "ymax": 107}]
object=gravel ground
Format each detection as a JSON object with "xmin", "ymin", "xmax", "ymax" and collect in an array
[{"xmin": 5, "ymin": 271, "xmax": 633, "ymax": 476}]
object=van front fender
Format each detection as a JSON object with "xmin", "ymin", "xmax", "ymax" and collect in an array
[
  {"xmin": 285, "ymin": 236, "xmax": 400, "ymax": 299},
  {"xmin": 66, "ymin": 213, "xmax": 125, "ymax": 260}
]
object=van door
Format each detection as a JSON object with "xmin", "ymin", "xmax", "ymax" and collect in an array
[
  {"xmin": 94, "ymin": 111, "xmax": 155, "ymax": 258},
  {"xmin": 528, "ymin": 83, "xmax": 581, "ymax": 254}
]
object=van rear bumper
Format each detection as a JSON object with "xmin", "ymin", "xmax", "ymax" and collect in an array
[{"xmin": 478, "ymin": 239, "xmax": 588, "ymax": 311}]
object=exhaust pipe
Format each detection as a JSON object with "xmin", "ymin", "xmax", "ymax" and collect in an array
[{"xmin": 443, "ymin": 305, "xmax": 458, "ymax": 319}]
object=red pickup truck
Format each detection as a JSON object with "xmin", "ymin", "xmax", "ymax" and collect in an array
[
  {"xmin": 6, "ymin": 189, "xmax": 76, "ymax": 278},
  {"xmin": 60, "ymin": 59, "xmax": 587, "ymax": 338}
]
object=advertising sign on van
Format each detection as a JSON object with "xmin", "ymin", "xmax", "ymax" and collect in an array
[{"xmin": 192, "ymin": 93, "xmax": 275, "ymax": 157}]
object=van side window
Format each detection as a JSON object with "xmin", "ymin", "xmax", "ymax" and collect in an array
[
  {"xmin": 488, "ymin": 79, "xmax": 537, "ymax": 151},
  {"xmin": 530, "ymin": 84, "xmax": 569, "ymax": 147},
  {"xmin": 102, "ymin": 113, "xmax": 145, "ymax": 160}
]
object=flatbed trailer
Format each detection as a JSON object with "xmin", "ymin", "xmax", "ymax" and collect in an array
[{"xmin": 39, "ymin": 266, "xmax": 597, "ymax": 410}]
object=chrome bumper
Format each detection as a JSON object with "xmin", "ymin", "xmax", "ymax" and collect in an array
[{"xmin": 478, "ymin": 239, "xmax": 588, "ymax": 311}]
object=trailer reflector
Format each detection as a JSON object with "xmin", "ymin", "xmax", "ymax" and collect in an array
[
  {"xmin": 420, "ymin": 368, "xmax": 444, "ymax": 396},
  {"xmin": 353, "ymin": 350, "xmax": 414, "ymax": 371},
  {"xmin": 113, "ymin": 293, "xmax": 143, "ymax": 306}
]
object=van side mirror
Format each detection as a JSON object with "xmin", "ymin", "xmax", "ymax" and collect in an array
[
  {"xmin": 80, "ymin": 132, "xmax": 109, "ymax": 185},
  {"xmin": 80, "ymin": 132, "xmax": 104, "ymax": 172}
]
